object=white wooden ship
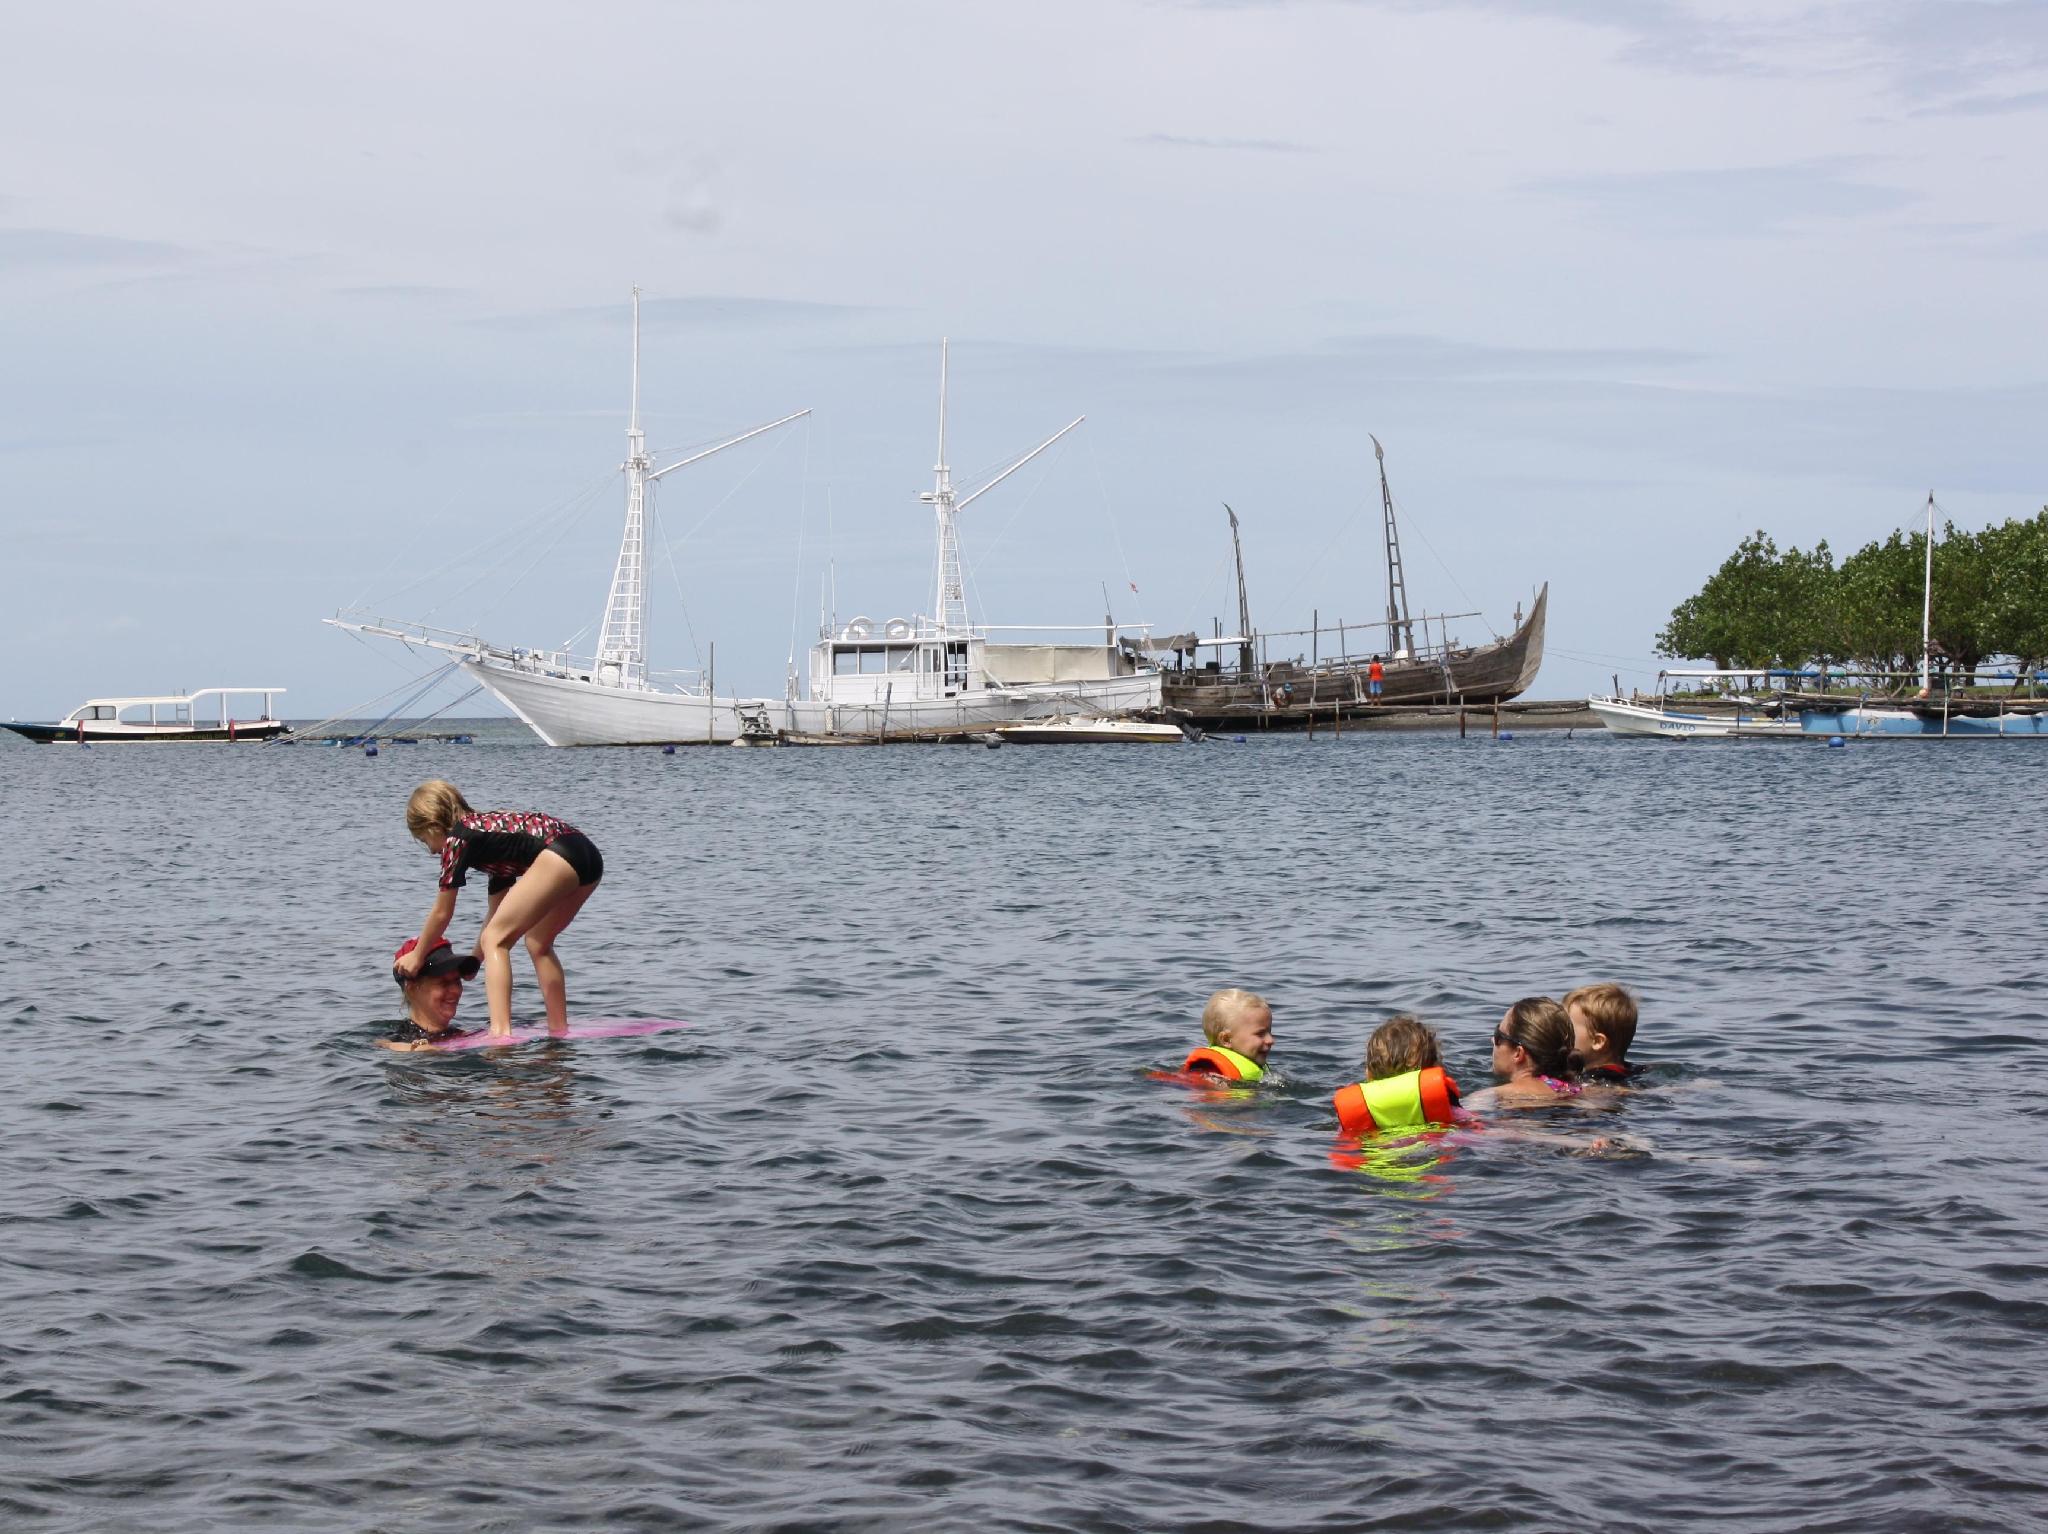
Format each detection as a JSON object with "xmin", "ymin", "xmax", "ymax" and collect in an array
[{"xmin": 330, "ymin": 297, "xmax": 1158, "ymax": 745}]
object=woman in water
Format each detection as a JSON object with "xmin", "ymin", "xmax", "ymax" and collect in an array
[
  {"xmin": 395, "ymin": 780, "xmax": 603, "ymax": 1038},
  {"xmin": 1462, "ymin": 996, "xmax": 1592, "ymax": 1111},
  {"xmin": 378, "ymin": 937, "xmax": 481, "ymax": 1052}
]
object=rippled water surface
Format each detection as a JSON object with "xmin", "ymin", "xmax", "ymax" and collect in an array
[{"xmin": 5, "ymin": 726, "xmax": 2046, "ymax": 1532}]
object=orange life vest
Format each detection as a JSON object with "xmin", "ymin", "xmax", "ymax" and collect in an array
[{"xmin": 1183, "ymin": 1045, "xmax": 1265, "ymax": 1083}]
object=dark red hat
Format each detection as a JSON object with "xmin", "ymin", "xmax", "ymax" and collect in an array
[{"xmin": 392, "ymin": 937, "xmax": 481, "ymax": 987}]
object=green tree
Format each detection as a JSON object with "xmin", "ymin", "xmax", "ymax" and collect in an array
[{"xmin": 1656, "ymin": 532, "xmax": 1841, "ymax": 670}]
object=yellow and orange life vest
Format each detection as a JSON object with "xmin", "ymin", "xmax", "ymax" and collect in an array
[
  {"xmin": 1333, "ymin": 1066, "xmax": 1460, "ymax": 1136},
  {"xmin": 1183, "ymin": 1045, "xmax": 1265, "ymax": 1083}
]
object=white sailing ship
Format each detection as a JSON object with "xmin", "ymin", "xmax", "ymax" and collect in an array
[{"xmin": 330, "ymin": 295, "xmax": 1158, "ymax": 745}]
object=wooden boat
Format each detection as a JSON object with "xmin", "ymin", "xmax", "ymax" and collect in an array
[
  {"xmin": 3, "ymin": 687, "xmax": 287, "ymax": 744},
  {"xmin": 1157, "ymin": 439, "xmax": 1545, "ymax": 730}
]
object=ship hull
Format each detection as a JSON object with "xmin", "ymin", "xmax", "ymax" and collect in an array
[{"xmin": 465, "ymin": 657, "xmax": 1162, "ymax": 746}]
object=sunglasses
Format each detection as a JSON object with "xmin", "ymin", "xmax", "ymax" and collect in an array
[{"xmin": 1492, "ymin": 1028, "xmax": 1520, "ymax": 1050}]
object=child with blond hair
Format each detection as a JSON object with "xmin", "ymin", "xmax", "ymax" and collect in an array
[
  {"xmin": 1565, "ymin": 983, "xmax": 1640, "ymax": 1083},
  {"xmin": 1182, "ymin": 988, "xmax": 1274, "ymax": 1082},
  {"xmin": 397, "ymin": 779, "xmax": 604, "ymax": 1038}
]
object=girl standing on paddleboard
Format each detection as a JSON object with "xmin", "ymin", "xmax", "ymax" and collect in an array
[{"xmin": 395, "ymin": 780, "xmax": 603, "ymax": 1038}]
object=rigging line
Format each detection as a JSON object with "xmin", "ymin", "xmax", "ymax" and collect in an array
[
  {"xmin": 283, "ymin": 660, "xmax": 460, "ymax": 743},
  {"xmin": 368, "ymin": 470, "xmax": 614, "ymax": 617},
  {"xmin": 1084, "ymin": 434, "xmax": 1140, "ymax": 612},
  {"xmin": 957, "ymin": 448, "xmax": 1059, "ymax": 602},
  {"xmin": 647, "ymin": 485, "xmax": 705, "ymax": 673},
  {"xmin": 1268, "ymin": 513, "xmax": 1362, "ymax": 614},
  {"xmin": 421, "ymin": 475, "xmax": 615, "ymax": 627},
  {"xmin": 398, "ymin": 684, "xmax": 485, "ymax": 731},
  {"xmin": 1389, "ymin": 488, "xmax": 1488, "ymax": 631},
  {"xmin": 664, "ymin": 421, "xmax": 806, "ymax": 551}
]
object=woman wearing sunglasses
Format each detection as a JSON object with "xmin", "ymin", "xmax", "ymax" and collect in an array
[{"xmin": 1464, "ymin": 996, "xmax": 1587, "ymax": 1110}]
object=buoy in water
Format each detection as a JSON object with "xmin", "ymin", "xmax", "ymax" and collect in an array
[
  {"xmin": 1826, "ymin": 735, "xmax": 1846, "ymax": 749},
  {"xmin": 1233, "ymin": 735, "xmax": 1246, "ymax": 744},
  {"xmin": 662, "ymin": 744, "xmax": 676, "ymax": 755},
  {"xmin": 364, "ymin": 744, "xmax": 378, "ymax": 758},
  {"xmin": 1499, "ymin": 732, "xmax": 1515, "ymax": 742}
]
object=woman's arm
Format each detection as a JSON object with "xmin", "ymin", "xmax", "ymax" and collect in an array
[{"xmin": 395, "ymin": 888, "xmax": 460, "ymax": 977}]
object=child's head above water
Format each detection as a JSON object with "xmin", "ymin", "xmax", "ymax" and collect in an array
[
  {"xmin": 1201, "ymin": 987, "xmax": 1274, "ymax": 1068},
  {"xmin": 406, "ymin": 779, "xmax": 474, "ymax": 845},
  {"xmin": 1365, "ymin": 1014, "xmax": 1442, "ymax": 1081},
  {"xmin": 1564, "ymin": 983, "xmax": 1638, "ymax": 1067}
]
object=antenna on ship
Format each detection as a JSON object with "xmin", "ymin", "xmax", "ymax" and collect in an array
[
  {"xmin": 1226, "ymin": 504, "xmax": 1255, "ymax": 677},
  {"xmin": 1373, "ymin": 434, "xmax": 1417, "ymax": 659}
]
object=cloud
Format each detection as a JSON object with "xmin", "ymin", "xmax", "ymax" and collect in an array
[
  {"xmin": 1534, "ymin": 158, "xmax": 1914, "ymax": 236},
  {"xmin": 1908, "ymin": 86, "xmax": 2048, "ymax": 117},
  {"xmin": 470, "ymin": 294, "xmax": 879, "ymax": 333},
  {"xmin": 0, "ymin": 226, "xmax": 189, "ymax": 270},
  {"xmin": 330, "ymin": 283, "xmax": 471, "ymax": 304},
  {"xmin": 1132, "ymin": 132, "xmax": 1318, "ymax": 154}
]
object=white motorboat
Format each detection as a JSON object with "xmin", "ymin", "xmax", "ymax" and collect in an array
[
  {"xmin": 330, "ymin": 297, "xmax": 1160, "ymax": 745},
  {"xmin": 2, "ymin": 687, "xmax": 287, "ymax": 744},
  {"xmin": 1587, "ymin": 696, "xmax": 1803, "ymax": 739},
  {"xmin": 992, "ymin": 716, "xmax": 1186, "ymax": 744}
]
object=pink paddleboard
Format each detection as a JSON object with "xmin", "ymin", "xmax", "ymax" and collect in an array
[{"xmin": 425, "ymin": 1018, "xmax": 690, "ymax": 1051}]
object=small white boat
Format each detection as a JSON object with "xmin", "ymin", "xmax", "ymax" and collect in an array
[
  {"xmin": 2, "ymin": 687, "xmax": 288, "ymax": 744},
  {"xmin": 992, "ymin": 716, "xmax": 1185, "ymax": 744},
  {"xmin": 1588, "ymin": 696, "xmax": 1802, "ymax": 740}
]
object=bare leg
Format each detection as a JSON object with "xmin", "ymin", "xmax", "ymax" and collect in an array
[
  {"xmin": 525, "ymin": 880, "xmax": 597, "ymax": 1030},
  {"xmin": 477, "ymin": 852, "xmax": 581, "ymax": 1034}
]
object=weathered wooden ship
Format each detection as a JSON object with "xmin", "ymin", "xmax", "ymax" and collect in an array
[{"xmin": 1155, "ymin": 438, "xmax": 1546, "ymax": 730}]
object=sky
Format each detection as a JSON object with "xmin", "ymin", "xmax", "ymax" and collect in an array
[{"xmin": 3, "ymin": 0, "xmax": 2044, "ymax": 719}]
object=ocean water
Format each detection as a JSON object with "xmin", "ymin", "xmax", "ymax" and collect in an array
[{"xmin": 4, "ymin": 727, "xmax": 2045, "ymax": 1532}]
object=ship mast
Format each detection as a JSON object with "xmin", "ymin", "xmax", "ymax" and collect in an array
[
  {"xmin": 923, "ymin": 339, "xmax": 966, "ymax": 634},
  {"xmin": 1226, "ymin": 504, "xmax": 1255, "ymax": 676},
  {"xmin": 918, "ymin": 339, "xmax": 1084, "ymax": 637},
  {"xmin": 1920, "ymin": 490, "xmax": 1935, "ymax": 695},
  {"xmin": 1373, "ymin": 434, "xmax": 1417, "ymax": 657},
  {"xmin": 595, "ymin": 288, "xmax": 653, "ymax": 688},
  {"xmin": 593, "ymin": 289, "xmax": 810, "ymax": 689}
]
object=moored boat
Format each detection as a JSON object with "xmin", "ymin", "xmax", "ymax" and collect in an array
[
  {"xmin": 992, "ymin": 716, "xmax": 1186, "ymax": 744},
  {"xmin": 2, "ymin": 687, "xmax": 287, "ymax": 744},
  {"xmin": 330, "ymin": 299, "xmax": 1159, "ymax": 744},
  {"xmin": 1157, "ymin": 439, "xmax": 1545, "ymax": 730}
]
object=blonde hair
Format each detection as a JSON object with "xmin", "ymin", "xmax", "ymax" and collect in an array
[
  {"xmin": 1201, "ymin": 988, "xmax": 1269, "ymax": 1046},
  {"xmin": 1564, "ymin": 983, "xmax": 1638, "ymax": 1056},
  {"xmin": 1366, "ymin": 1014, "xmax": 1441, "ymax": 1080},
  {"xmin": 405, "ymin": 779, "xmax": 473, "ymax": 842},
  {"xmin": 1500, "ymin": 996, "xmax": 1581, "ymax": 1079}
]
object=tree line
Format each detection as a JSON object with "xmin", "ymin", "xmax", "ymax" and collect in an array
[{"xmin": 1655, "ymin": 509, "xmax": 2048, "ymax": 682}]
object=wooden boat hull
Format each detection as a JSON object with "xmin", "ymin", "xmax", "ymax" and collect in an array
[{"xmin": 1161, "ymin": 585, "xmax": 1546, "ymax": 729}]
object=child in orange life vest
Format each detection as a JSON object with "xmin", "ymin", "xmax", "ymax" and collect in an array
[
  {"xmin": 1565, "ymin": 983, "xmax": 1640, "ymax": 1084},
  {"xmin": 1183, "ymin": 988, "xmax": 1273, "ymax": 1082},
  {"xmin": 1333, "ymin": 1015, "xmax": 1464, "ymax": 1135}
]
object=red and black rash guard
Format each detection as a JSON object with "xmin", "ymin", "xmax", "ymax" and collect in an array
[{"xmin": 439, "ymin": 810, "xmax": 580, "ymax": 891}]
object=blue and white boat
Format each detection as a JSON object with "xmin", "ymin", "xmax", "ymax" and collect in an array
[{"xmin": 1594, "ymin": 494, "xmax": 2048, "ymax": 743}]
